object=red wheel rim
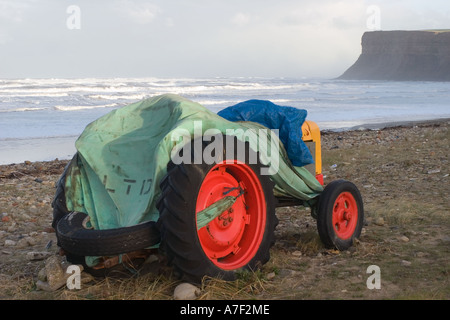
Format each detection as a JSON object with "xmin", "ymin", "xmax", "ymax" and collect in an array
[
  {"xmin": 195, "ymin": 161, "xmax": 266, "ymax": 270},
  {"xmin": 332, "ymin": 192, "xmax": 358, "ymax": 240}
]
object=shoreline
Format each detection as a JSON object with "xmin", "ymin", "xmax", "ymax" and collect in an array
[
  {"xmin": 0, "ymin": 117, "xmax": 448, "ymax": 171},
  {"xmin": 0, "ymin": 136, "xmax": 77, "ymax": 166},
  {"xmin": 324, "ymin": 117, "xmax": 450, "ymax": 132}
]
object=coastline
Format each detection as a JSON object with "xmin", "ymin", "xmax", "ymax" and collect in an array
[
  {"xmin": 0, "ymin": 117, "xmax": 447, "ymax": 177},
  {"xmin": 0, "ymin": 136, "xmax": 77, "ymax": 166},
  {"xmin": 1, "ymin": 117, "xmax": 449, "ymax": 167},
  {"xmin": 344, "ymin": 117, "xmax": 450, "ymax": 131}
]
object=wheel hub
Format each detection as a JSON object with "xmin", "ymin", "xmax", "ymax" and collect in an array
[
  {"xmin": 195, "ymin": 161, "xmax": 266, "ymax": 270},
  {"xmin": 332, "ymin": 192, "xmax": 358, "ymax": 240}
]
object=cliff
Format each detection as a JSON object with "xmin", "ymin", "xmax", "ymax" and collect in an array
[{"xmin": 338, "ymin": 30, "xmax": 450, "ymax": 81}]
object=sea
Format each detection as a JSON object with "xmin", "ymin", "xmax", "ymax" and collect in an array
[{"xmin": 1, "ymin": 77, "xmax": 449, "ymax": 165}]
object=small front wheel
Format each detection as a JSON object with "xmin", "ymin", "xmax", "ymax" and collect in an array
[{"xmin": 316, "ymin": 180, "xmax": 364, "ymax": 250}]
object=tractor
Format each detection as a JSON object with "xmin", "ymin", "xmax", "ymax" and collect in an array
[{"xmin": 52, "ymin": 94, "xmax": 364, "ymax": 283}]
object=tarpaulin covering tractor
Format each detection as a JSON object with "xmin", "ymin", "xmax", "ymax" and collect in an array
[{"xmin": 52, "ymin": 94, "xmax": 364, "ymax": 283}]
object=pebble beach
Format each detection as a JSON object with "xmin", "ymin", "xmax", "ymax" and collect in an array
[{"xmin": 0, "ymin": 118, "xmax": 449, "ymax": 299}]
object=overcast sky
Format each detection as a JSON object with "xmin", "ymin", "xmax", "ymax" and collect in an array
[{"xmin": 1, "ymin": 0, "xmax": 449, "ymax": 79}]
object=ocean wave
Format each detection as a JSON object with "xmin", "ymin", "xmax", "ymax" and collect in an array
[
  {"xmin": 0, "ymin": 134, "xmax": 79, "ymax": 142},
  {"xmin": 0, "ymin": 92, "xmax": 69, "ymax": 98},
  {"xmin": 168, "ymin": 83, "xmax": 314, "ymax": 94},
  {"xmin": 89, "ymin": 94, "xmax": 150, "ymax": 101},
  {"xmin": 0, "ymin": 79, "xmax": 317, "ymax": 107},
  {"xmin": 0, "ymin": 106, "xmax": 50, "ymax": 113},
  {"xmin": 0, "ymin": 103, "xmax": 119, "ymax": 112},
  {"xmin": 0, "ymin": 85, "xmax": 139, "ymax": 95},
  {"xmin": 1, "ymin": 78, "xmax": 448, "ymax": 136},
  {"xmin": 195, "ymin": 99, "xmax": 236, "ymax": 106},
  {"xmin": 53, "ymin": 103, "xmax": 119, "ymax": 111}
]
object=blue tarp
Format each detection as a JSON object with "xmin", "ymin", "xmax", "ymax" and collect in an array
[{"xmin": 218, "ymin": 100, "xmax": 314, "ymax": 167}]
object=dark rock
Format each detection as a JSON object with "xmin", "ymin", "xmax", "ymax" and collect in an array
[{"xmin": 339, "ymin": 30, "xmax": 450, "ymax": 81}]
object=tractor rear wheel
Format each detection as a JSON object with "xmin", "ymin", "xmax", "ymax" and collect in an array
[{"xmin": 156, "ymin": 135, "xmax": 277, "ymax": 283}]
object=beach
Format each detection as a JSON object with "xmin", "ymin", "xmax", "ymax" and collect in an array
[{"xmin": 0, "ymin": 119, "xmax": 448, "ymax": 299}]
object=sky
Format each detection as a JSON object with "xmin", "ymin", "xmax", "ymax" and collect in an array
[{"xmin": 0, "ymin": 0, "xmax": 449, "ymax": 79}]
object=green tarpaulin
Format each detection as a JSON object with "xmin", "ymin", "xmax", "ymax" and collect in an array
[{"xmin": 64, "ymin": 94, "xmax": 323, "ymax": 234}]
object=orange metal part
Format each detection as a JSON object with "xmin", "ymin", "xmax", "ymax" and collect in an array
[
  {"xmin": 301, "ymin": 120, "xmax": 323, "ymax": 185},
  {"xmin": 196, "ymin": 161, "xmax": 266, "ymax": 270}
]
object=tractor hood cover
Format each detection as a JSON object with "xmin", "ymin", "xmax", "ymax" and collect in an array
[{"xmin": 64, "ymin": 94, "xmax": 323, "ymax": 233}]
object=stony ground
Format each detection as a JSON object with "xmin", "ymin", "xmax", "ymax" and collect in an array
[{"xmin": 0, "ymin": 119, "xmax": 448, "ymax": 300}]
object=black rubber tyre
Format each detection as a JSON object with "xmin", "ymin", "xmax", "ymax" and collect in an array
[
  {"xmin": 56, "ymin": 211, "xmax": 160, "ymax": 256},
  {"xmin": 156, "ymin": 134, "xmax": 277, "ymax": 283},
  {"xmin": 51, "ymin": 158, "xmax": 72, "ymax": 233},
  {"xmin": 316, "ymin": 179, "xmax": 364, "ymax": 250},
  {"xmin": 52, "ymin": 153, "xmax": 161, "ymax": 258}
]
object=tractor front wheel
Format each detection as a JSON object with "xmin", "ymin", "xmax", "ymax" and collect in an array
[{"xmin": 316, "ymin": 180, "xmax": 364, "ymax": 250}]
